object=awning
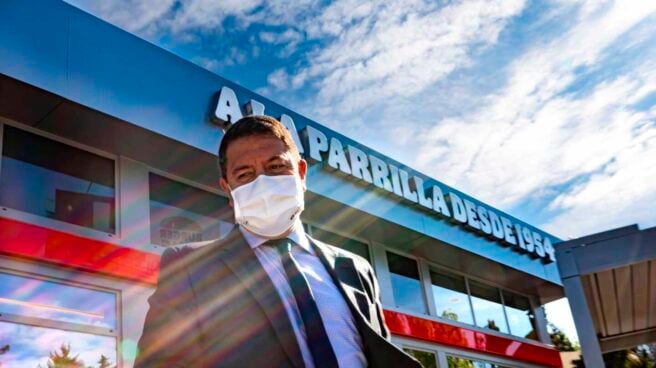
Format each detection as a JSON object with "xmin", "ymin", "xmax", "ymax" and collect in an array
[{"xmin": 556, "ymin": 224, "xmax": 656, "ymax": 367}]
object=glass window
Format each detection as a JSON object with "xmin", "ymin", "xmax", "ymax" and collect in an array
[
  {"xmin": 430, "ymin": 268, "xmax": 474, "ymax": 325},
  {"xmin": 386, "ymin": 252, "xmax": 426, "ymax": 313},
  {"xmin": 149, "ymin": 173, "xmax": 234, "ymax": 246},
  {"xmin": 403, "ymin": 348, "xmax": 436, "ymax": 368},
  {"xmin": 0, "ymin": 321, "xmax": 117, "ymax": 368},
  {"xmin": 503, "ymin": 291, "xmax": 536, "ymax": 340},
  {"xmin": 0, "ymin": 126, "xmax": 115, "ymax": 233},
  {"xmin": 311, "ymin": 227, "xmax": 370, "ymax": 262},
  {"xmin": 447, "ymin": 355, "xmax": 513, "ymax": 368},
  {"xmin": 469, "ymin": 280, "xmax": 508, "ymax": 333},
  {"xmin": 0, "ymin": 273, "xmax": 118, "ymax": 368},
  {"xmin": 0, "ymin": 273, "xmax": 116, "ymax": 329}
]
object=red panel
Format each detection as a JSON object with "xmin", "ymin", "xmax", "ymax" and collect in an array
[
  {"xmin": 384, "ymin": 310, "xmax": 562, "ymax": 367},
  {"xmin": 0, "ymin": 216, "xmax": 160, "ymax": 284},
  {"xmin": 0, "ymin": 217, "xmax": 561, "ymax": 366}
]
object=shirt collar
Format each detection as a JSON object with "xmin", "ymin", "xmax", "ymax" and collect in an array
[{"xmin": 239, "ymin": 220, "xmax": 311, "ymax": 253}]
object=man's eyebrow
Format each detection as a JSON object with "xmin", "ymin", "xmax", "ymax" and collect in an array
[{"xmin": 266, "ymin": 155, "xmax": 289, "ymax": 163}]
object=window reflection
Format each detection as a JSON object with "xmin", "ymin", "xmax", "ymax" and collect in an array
[
  {"xmin": 403, "ymin": 348, "xmax": 436, "ymax": 368},
  {"xmin": 149, "ymin": 173, "xmax": 233, "ymax": 246},
  {"xmin": 386, "ymin": 252, "xmax": 426, "ymax": 313},
  {"xmin": 468, "ymin": 281, "xmax": 508, "ymax": 333},
  {"xmin": 430, "ymin": 268, "xmax": 474, "ymax": 325},
  {"xmin": 502, "ymin": 291, "xmax": 536, "ymax": 340},
  {"xmin": 0, "ymin": 273, "xmax": 116, "ymax": 329},
  {"xmin": 0, "ymin": 321, "xmax": 116, "ymax": 368},
  {"xmin": 447, "ymin": 355, "xmax": 513, "ymax": 368},
  {"xmin": 311, "ymin": 227, "xmax": 370, "ymax": 262},
  {"xmin": 0, "ymin": 126, "xmax": 115, "ymax": 233}
]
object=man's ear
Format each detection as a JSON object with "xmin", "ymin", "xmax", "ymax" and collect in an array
[
  {"xmin": 219, "ymin": 178, "xmax": 234, "ymax": 207},
  {"xmin": 298, "ymin": 159, "xmax": 308, "ymax": 192}
]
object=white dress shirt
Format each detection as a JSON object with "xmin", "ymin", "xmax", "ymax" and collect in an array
[{"xmin": 240, "ymin": 222, "xmax": 367, "ymax": 368}]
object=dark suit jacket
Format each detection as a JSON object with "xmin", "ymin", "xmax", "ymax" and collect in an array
[{"xmin": 135, "ymin": 227, "xmax": 420, "ymax": 368}]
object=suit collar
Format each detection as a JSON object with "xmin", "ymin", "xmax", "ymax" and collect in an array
[
  {"xmin": 212, "ymin": 227, "xmax": 305, "ymax": 368},
  {"xmin": 207, "ymin": 230, "xmax": 376, "ymax": 367},
  {"xmin": 239, "ymin": 222, "xmax": 311, "ymax": 253}
]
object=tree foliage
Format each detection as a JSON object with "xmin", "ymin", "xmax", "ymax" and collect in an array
[
  {"xmin": 46, "ymin": 344, "xmax": 85, "ymax": 368},
  {"xmin": 97, "ymin": 355, "xmax": 115, "ymax": 368},
  {"xmin": 549, "ymin": 323, "xmax": 578, "ymax": 352},
  {"xmin": 37, "ymin": 343, "xmax": 116, "ymax": 368}
]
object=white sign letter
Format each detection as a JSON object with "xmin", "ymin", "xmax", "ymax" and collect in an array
[
  {"xmin": 432, "ymin": 186, "xmax": 451, "ymax": 217},
  {"xmin": 448, "ymin": 193, "xmax": 467, "ymax": 223},
  {"xmin": 399, "ymin": 169, "xmax": 418, "ymax": 203},
  {"xmin": 463, "ymin": 199, "xmax": 481, "ymax": 230},
  {"xmin": 370, "ymin": 155, "xmax": 394, "ymax": 192},
  {"xmin": 414, "ymin": 177, "xmax": 432, "ymax": 209},
  {"xmin": 213, "ymin": 86, "xmax": 243, "ymax": 128},
  {"xmin": 348, "ymin": 146, "xmax": 373, "ymax": 183},
  {"xmin": 328, "ymin": 138, "xmax": 351, "ymax": 175},
  {"xmin": 500, "ymin": 217, "xmax": 517, "ymax": 245},
  {"xmin": 245, "ymin": 99, "xmax": 265, "ymax": 115},
  {"xmin": 477, "ymin": 206, "xmax": 492, "ymax": 234},
  {"xmin": 488, "ymin": 210, "xmax": 505, "ymax": 240},
  {"xmin": 279, "ymin": 114, "xmax": 304, "ymax": 154},
  {"xmin": 306, "ymin": 126, "xmax": 328, "ymax": 162},
  {"xmin": 388, "ymin": 164, "xmax": 404, "ymax": 197}
]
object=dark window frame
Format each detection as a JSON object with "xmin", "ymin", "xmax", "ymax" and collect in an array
[
  {"xmin": 147, "ymin": 170, "xmax": 233, "ymax": 247},
  {"xmin": 0, "ymin": 122, "xmax": 118, "ymax": 235},
  {"xmin": 386, "ymin": 250, "xmax": 428, "ymax": 314}
]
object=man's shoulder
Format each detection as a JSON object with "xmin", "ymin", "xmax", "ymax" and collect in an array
[
  {"xmin": 161, "ymin": 238, "xmax": 216, "ymax": 254},
  {"xmin": 158, "ymin": 236, "xmax": 230, "ymax": 266}
]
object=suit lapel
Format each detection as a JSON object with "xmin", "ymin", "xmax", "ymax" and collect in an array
[
  {"xmin": 211, "ymin": 227, "xmax": 305, "ymax": 368},
  {"xmin": 308, "ymin": 237, "xmax": 372, "ymax": 326}
]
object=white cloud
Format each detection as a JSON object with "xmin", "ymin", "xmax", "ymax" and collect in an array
[
  {"xmin": 405, "ymin": 1, "xmax": 656, "ymax": 237},
  {"xmin": 167, "ymin": 0, "xmax": 262, "ymax": 34},
  {"xmin": 267, "ymin": 68, "xmax": 290, "ymax": 90},
  {"xmin": 259, "ymin": 29, "xmax": 304, "ymax": 57},
  {"xmin": 192, "ymin": 56, "xmax": 221, "ymax": 72},
  {"xmin": 544, "ymin": 116, "xmax": 656, "ymax": 237},
  {"xmin": 67, "ymin": 0, "xmax": 319, "ymax": 38},
  {"xmin": 65, "ymin": 0, "xmax": 175, "ymax": 37},
  {"xmin": 289, "ymin": 0, "xmax": 527, "ymax": 117},
  {"xmin": 66, "ymin": 0, "xmax": 656, "ymax": 239}
]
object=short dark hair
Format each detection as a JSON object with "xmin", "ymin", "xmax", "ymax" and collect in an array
[{"xmin": 218, "ymin": 115, "xmax": 301, "ymax": 179}]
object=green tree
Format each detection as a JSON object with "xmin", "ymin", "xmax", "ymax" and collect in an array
[
  {"xmin": 486, "ymin": 319, "xmax": 500, "ymax": 331},
  {"xmin": 46, "ymin": 343, "xmax": 85, "ymax": 368},
  {"xmin": 446, "ymin": 356, "xmax": 475, "ymax": 368},
  {"xmin": 0, "ymin": 344, "xmax": 9, "ymax": 368},
  {"xmin": 97, "ymin": 355, "xmax": 114, "ymax": 368},
  {"xmin": 549, "ymin": 323, "xmax": 577, "ymax": 352},
  {"xmin": 441, "ymin": 310, "xmax": 459, "ymax": 321},
  {"xmin": 566, "ymin": 345, "xmax": 656, "ymax": 367}
]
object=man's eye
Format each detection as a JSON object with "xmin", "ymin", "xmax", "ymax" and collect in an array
[{"xmin": 237, "ymin": 172, "xmax": 251, "ymax": 180}]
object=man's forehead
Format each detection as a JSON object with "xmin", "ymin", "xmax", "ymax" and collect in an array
[{"xmin": 226, "ymin": 136, "xmax": 291, "ymax": 165}]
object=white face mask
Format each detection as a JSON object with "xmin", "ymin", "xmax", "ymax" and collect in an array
[{"xmin": 230, "ymin": 174, "xmax": 305, "ymax": 238}]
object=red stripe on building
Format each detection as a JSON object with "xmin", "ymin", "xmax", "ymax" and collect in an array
[
  {"xmin": 384, "ymin": 310, "xmax": 562, "ymax": 367},
  {"xmin": 0, "ymin": 216, "xmax": 561, "ymax": 366},
  {"xmin": 0, "ymin": 216, "xmax": 160, "ymax": 284}
]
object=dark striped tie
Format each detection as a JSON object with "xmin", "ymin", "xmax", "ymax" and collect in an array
[{"xmin": 268, "ymin": 238, "xmax": 339, "ymax": 368}]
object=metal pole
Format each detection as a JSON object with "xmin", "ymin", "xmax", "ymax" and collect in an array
[{"xmin": 561, "ymin": 276, "xmax": 604, "ymax": 367}]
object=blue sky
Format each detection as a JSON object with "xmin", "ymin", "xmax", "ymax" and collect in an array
[{"xmin": 65, "ymin": 0, "xmax": 656, "ymax": 343}]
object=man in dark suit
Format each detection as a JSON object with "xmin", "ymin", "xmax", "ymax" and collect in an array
[{"xmin": 135, "ymin": 115, "xmax": 420, "ymax": 367}]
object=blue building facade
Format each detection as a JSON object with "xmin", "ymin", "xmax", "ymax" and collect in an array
[{"xmin": 0, "ymin": 1, "xmax": 564, "ymax": 367}]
